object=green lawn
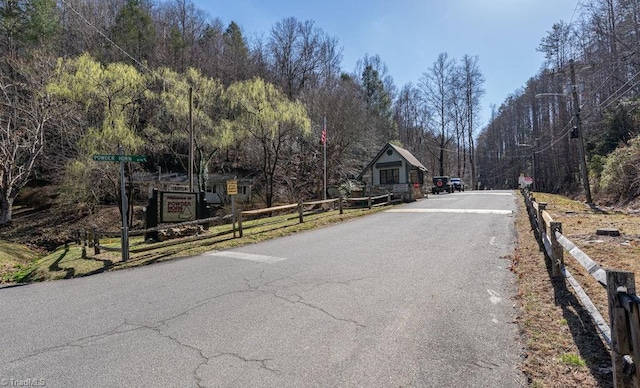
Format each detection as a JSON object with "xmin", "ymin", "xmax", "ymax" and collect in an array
[
  {"xmin": 0, "ymin": 240, "xmax": 40, "ymax": 283},
  {"xmin": 2, "ymin": 206, "xmax": 388, "ymax": 283}
]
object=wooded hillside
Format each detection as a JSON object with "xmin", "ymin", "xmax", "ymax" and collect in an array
[
  {"xmin": 477, "ymin": 0, "xmax": 640, "ymax": 204},
  {"xmin": 1, "ymin": 0, "xmax": 638, "ymax": 227}
]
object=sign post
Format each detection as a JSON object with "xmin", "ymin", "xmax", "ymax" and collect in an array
[
  {"xmin": 118, "ymin": 146, "xmax": 129, "ymax": 261},
  {"xmin": 93, "ymin": 150, "xmax": 147, "ymax": 262},
  {"xmin": 227, "ymin": 180, "xmax": 238, "ymax": 237}
]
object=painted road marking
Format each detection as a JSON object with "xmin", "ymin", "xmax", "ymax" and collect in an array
[
  {"xmin": 488, "ymin": 289, "xmax": 502, "ymax": 304},
  {"xmin": 453, "ymin": 192, "xmax": 514, "ymax": 196},
  {"xmin": 386, "ymin": 209, "xmax": 512, "ymax": 215},
  {"xmin": 206, "ymin": 251, "xmax": 288, "ymax": 263}
]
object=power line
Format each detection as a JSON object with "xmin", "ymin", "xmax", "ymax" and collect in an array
[
  {"xmin": 58, "ymin": 0, "xmax": 177, "ymax": 88},
  {"xmin": 569, "ymin": 0, "xmax": 581, "ymax": 27}
]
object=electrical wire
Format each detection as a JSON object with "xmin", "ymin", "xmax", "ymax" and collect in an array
[{"xmin": 58, "ymin": 0, "xmax": 179, "ymax": 88}]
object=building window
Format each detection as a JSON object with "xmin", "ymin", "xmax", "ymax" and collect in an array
[{"xmin": 380, "ymin": 169, "xmax": 399, "ymax": 184}]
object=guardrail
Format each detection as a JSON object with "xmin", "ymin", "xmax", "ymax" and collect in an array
[{"xmin": 522, "ymin": 188, "xmax": 640, "ymax": 387}]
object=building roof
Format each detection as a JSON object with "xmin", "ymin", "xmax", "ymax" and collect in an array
[
  {"xmin": 358, "ymin": 143, "xmax": 428, "ymax": 180},
  {"xmin": 388, "ymin": 143, "xmax": 427, "ymax": 171}
]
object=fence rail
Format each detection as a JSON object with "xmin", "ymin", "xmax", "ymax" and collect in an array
[
  {"xmin": 90, "ymin": 194, "xmax": 396, "ymax": 256},
  {"xmin": 522, "ymin": 188, "xmax": 640, "ymax": 387}
]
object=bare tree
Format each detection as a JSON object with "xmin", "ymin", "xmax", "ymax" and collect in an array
[
  {"xmin": 394, "ymin": 83, "xmax": 430, "ymax": 166},
  {"xmin": 460, "ymin": 55, "xmax": 485, "ymax": 189},
  {"xmin": 266, "ymin": 17, "xmax": 342, "ymax": 99},
  {"xmin": 0, "ymin": 58, "xmax": 51, "ymax": 224},
  {"xmin": 420, "ymin": 52, "xmax": 456, "ymax": 176}
]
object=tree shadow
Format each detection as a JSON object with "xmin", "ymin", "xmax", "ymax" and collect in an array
[
  {"xmin": 527, "ymin": 213, "xmax": 613, "ymax": 387},
  {"xmin": 47, "ymin": 244, "xmax": 75, "ymax": 279},
  {"xmin": 545, "ymin": 258, "xmax": 612, "ymax": 387}
]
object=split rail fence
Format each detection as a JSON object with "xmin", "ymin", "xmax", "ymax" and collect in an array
[
  {"xmin": 85, "ymin": 193, "xmax": 397, "ymax": 256},
  {"xmin": 523, "ymin": 188, "xmax": 640, "ymax": 387}
]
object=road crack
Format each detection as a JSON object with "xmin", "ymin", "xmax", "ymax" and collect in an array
[
  {"xmin": 272, "ymin": 292, "xmax": 366, "ymax": 328},
  {"xmin": 213, "ymin": 352, "xmax": 280, "ymax": 374}
]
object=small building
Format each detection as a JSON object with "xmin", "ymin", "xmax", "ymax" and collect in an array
[
  {"xmin": 205, "ymin": 174, "xmax": 253, "ymax": 204},
  {"xmin": 358, "ymin": 143, "xmax": 428, "ymax": 202},
  {"xmin": 133, "ymin": 172, "xmax": 253, "ymax": 204}
]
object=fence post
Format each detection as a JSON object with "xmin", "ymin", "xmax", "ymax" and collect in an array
[
  {"xmin": 537, "ymin": 202, "xmax": 547, "ymax": 252},
  {"xmin": 93, "ymin": 227, "xmax": 101, "ymax": 255},
  {"xmin": 237, "ymin": 211, "xmax": 243, "ymax": 238},
  {"xmin": 550, "ymin": 222, "xmax": 564, "ymax": 278},
  {"xmin": 298, "ymin": 201, "xmax": 304, "ymax": 223},
  {"xmin": 607, "ymin": 270, "xmax": 636, "ymax": 388},
  {"xmin": 368, "ymin": 196, "xmax": 372, "ymax": 209},
  {"xmin": 387, "ymin": 193, "xmax": 391, "ymax": 205},
  {"xmin": 339, "ymin": 197, "xmax": 343, "ymax": 215},
  {"xmin": 81, "ymin": 230, "xmax": 87, "ymax": 259}
]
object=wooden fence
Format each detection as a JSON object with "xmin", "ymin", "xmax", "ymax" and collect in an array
[
  {"xmin": 89, "ymin": 193, "xmax": 397, "ymax": 256},
  {"xmin": 522, "ymin": 188, "xmax": 640, "ymax": 387}
]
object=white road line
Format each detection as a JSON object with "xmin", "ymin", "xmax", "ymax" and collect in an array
[
  {"xmin": 453, "ymin": 192, "xmax": 514, "ymax": 196},
  {"xmin": 386, "ymin": 209, "xmax": 513, "ymax": 215},
  {"xmin": 206, "ymin": 251, "xmax": 288, "ymax": 263}
]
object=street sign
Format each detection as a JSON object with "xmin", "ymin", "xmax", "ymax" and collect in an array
[
  {"xmin": 93, "ymin": 154, "xmax": 147, "ymax": 162},
  {"xmin": 227, "ymin": 180, "xmax": 238, "ymax": 195}
]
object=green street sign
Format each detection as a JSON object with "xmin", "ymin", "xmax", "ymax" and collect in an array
[{"xmin": 93, "ymin": 154, "xmax": 147, "ymax": 162}]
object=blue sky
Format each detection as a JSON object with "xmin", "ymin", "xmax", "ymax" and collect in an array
[{"xmin": 193, "ymin": 0, "xmax": 579, "ymax": 128}]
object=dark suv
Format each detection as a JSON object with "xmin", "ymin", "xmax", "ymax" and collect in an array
[
  {"xmin": 450, "ymin": 177, "xmax": 465, "ymax": 192},
  {"xmin": 431, "ymin": 176, "xmax": 453, "ymax": 194}
]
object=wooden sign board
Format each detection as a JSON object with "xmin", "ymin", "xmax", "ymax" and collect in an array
[
  {"xmin": 160, "ymin": 192, "xmax": 197, "ymax": 223},
  {"xmin": 227, "ymin": 180, "xmax": 238, "ymax": 195}
]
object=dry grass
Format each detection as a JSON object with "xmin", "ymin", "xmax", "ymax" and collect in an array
[
  {"xmin": 513, "ymin": 191, "xmax": 640, "ymax": 387},
  {"xmin": 3, "ymin": 206, "xmax": 387, "ymax": 283}
]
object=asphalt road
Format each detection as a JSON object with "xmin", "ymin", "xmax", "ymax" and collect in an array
[{"xmin": 0, "ymin": 190, "xmax": 525, "ymax": 387}]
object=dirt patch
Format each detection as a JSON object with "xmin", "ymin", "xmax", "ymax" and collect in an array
[{"xmin": 0, "ymin": 204, "xmax": 143, "ymax": 252}]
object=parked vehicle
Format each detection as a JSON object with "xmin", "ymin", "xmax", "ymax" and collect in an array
[
  {"xmin": 450, "ymin": 177, "xmax": 465, "ymax": 192},
  {"xmin": 431, "ymin": 176, "xmax": 453, "ymax": 194}
]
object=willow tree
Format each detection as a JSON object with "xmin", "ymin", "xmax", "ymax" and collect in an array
[
  {"xmin": 47, "ymin": 53, "xmax": 146, "ymax": 221},
  {"xmin": 227, "ymin": 77, "xmax": 311, "ymax": 207},
  {"xmin": 150, "ymin": 67, "xmax": 233, "ymax": 191}
]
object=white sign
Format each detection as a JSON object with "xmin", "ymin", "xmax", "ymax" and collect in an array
[
  {"xmin": 161, "ymin": 192, "xmax": 197, "ymax": 222},
  {"xmin": 393, "ymin": 184, "xmax": 409, "ymax": 192}
]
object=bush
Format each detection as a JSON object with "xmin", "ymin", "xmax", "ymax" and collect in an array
[{"xmin": 599, "ymin": 136, "xmax": 640, "ymax": 202}]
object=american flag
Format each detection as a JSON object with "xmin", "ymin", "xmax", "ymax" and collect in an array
[{"xmin": 321, "ymin": 117, "xmax": 327, "ymax": 145}]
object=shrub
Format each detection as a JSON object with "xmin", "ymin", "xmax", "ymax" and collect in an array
[{"xmin": 599, "ymin": 136, "xmax": 640, "ymax": 202}]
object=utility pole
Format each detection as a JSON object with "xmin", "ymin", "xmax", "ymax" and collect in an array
[
  {"xmin": 569, "ymin": 59, "xmax": 593, "ymax": 204},
  {"xmin": 188, "ymin": 86, "xmax": 194, "ymax": 192}
]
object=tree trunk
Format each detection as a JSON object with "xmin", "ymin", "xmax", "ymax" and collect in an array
[{"xmin": 0, "ymin": 196, "xmax": 14, "ymax": 225}]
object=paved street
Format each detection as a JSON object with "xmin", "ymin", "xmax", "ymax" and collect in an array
[{"xmin": 0, "ymin": 190, "xmax": 524, "ymax": 387}]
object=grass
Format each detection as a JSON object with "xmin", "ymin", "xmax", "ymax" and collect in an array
[
  {"xmin": 560, "ymin": 353, "xmax": 588, "ymax": 367},
  {"xmin": 513, "ymin": 191, "xmax": 625, "ymax": 387},
  {"xmin": 0, "ymin": 241, "xmax": 40, "ymax": 283},
  {"xmin": 2, "ymin": 206, "xmax": 387, "ymax": 283}
]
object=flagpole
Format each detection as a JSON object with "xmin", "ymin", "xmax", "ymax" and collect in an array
[{"xmin": 323, "ymin": 116, "xmax": 327, "ymax": 200}]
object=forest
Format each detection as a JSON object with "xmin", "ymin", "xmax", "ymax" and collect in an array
[
  {"xmin": 1, "ymin": 0, "xmax": 638, "ymax": 227},
  {"xmin": 478, "ymin": 0, "xmax": 640, "ymax": 204}
]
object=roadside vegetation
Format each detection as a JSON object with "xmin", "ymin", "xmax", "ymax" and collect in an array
[
  {"xmin": 1, "ymin": 205, "xmax": 386, "ymax": 283},
  {"xmin": 513, "ymin": 191, "xmax": 640, "ymax": 387}
]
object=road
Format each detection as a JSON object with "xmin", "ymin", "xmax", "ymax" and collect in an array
[{"xmin": 0, "ymin": 190, "xmax": 524, "ymax": 387}]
